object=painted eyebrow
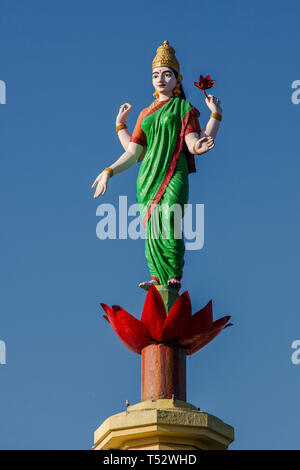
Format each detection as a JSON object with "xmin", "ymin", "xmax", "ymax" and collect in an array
[{"xmin": 152, "ymin": 70, "xmax": 172, "ymax": 75}]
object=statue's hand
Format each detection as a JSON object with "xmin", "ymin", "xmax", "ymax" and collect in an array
[
  {"xmin": 91, "ymin": 171, "xmax": 110, "ymax": 198},
  {"xmin": 205, "ymin": 95, "xmax": 222, "ymax": 114},
  {"xmin": 194, "ymin": 136, "xmax": 215, "ymax": 155},
  {"xmin": 116, "ymin": 103, "xmax": 132, "ymax": 125}
]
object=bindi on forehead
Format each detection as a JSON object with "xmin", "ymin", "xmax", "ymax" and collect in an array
[{"xmin": 152, "ymin": 68, "xmax": 174, "ymax": 77}]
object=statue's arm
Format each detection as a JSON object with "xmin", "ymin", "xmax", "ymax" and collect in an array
[
  {"xmin": 185, "ymin": 132, "xmax": 215, "ymax": 155},
  {"xmin": 116, "ymin": 103, "xmax": 146, "ymax": 161},
  {"xmin": 109, "ymin": 142, "xmax": 144, "ymax": 175},
  {"xmin": 91, "ymin": 142, "xmax": 144, "ymax": 198},
  {"xmin": 117, "ymin": 127, "xmax": 131, "ymax": 150},
  {"xmin": 117, "ymin": 128, "xmax": 146, "ymax": 162},
  {"xmin": 199, "ymin": 94, "xmax": 222, "ymax": 140},
  {"xmin": 199, "ymin": 115, "xmax": 221, "ymax": 140},
  {"xmin": 184, "ymin": 95, "xmax": 222, "ymax": 155}
]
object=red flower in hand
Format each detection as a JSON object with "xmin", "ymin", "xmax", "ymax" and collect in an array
[{"xmin": 194, "ymin": 74, "xmax": 215, "ymax": 99}]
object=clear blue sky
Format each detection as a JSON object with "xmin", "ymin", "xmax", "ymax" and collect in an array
[{"xmin": 1, "ymin": 0, "xmax": 300, "ymax": 450}]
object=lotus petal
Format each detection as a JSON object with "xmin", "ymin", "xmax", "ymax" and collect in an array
[
  {"xmin": 100, "ymin": 303, "xmax": 151, "ymax": 354},
  {"xmin": 212, "ymin": 315, "xmax": 231, "ymax": 330},
  {"xmin": 101, "ymin": 303, "xmax": 127, "ymax": 346},
  {"xmin": 162, "ymin": 291, "xmax": 192, "ymax": 342},
  {"xmin": 141, "ymin": 285, "xmax": 167, "ymax": 341},
  {"xmin": 181, "ymin": 300, "xmax": 213, "ymax": 342},
  {"xmin": 185, "ymin": 330, "xmax": 221, "ymax": 355},
  {"xmin": 185, "ymin": 316, "xmax": 232, "ymax": 355}
]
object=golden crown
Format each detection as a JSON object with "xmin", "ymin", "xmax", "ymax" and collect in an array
[{"xmin": 152, "ymin": 41, "xmax": 182, "ymax": 82}]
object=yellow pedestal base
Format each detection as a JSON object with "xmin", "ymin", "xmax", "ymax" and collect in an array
[{"xmin": 93, "ymin": 399, "xmax": 234, "ymax": 450}]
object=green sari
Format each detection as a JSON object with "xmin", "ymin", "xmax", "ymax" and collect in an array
[{"xmin": 136, "ymin": 96, "xmax": 199, "ymax": 285}]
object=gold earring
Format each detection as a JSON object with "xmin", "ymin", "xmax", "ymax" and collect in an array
[
  {"xmin": 173, "ymin": 84, "xmax": 181, "ymax": 96},
  {"xmin": 153, "ymin": 90, "xmax": 159, "ymax": 98}
]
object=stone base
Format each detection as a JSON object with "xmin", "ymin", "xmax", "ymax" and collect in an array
[{"xmin": 93, "ymin": 399, "xmax": 234, "ymax": 450}]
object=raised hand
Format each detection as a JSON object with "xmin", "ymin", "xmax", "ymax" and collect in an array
[
  {"xmin": 205, "ymin": 95, "xmax": 222, "ymax": 114},
  {"xmin": 91, "ymin": 171, "xmax": 110, "ymax": 198},
  {"xmin": 116, "ymin": 103, "xmax": 132, "ymax": 125}
]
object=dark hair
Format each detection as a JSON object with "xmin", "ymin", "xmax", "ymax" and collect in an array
[{"xmin": 170, "ymin": 68, "xmax": 186, "ymax": 100}]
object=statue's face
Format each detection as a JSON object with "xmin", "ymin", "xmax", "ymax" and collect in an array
[{"xmin": 152, "ymin": 67, "xmax": 177, "ymax": 96}]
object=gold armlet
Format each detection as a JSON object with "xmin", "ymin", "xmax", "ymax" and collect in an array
[
  {"xmin": 211, "ymin": 112, "xmax": 222, "ymax": 121},
  {"xmin": 103, "ymin": 167, "xmax": 114, "ymax": 178},
  {"xmin": 116, "ymin": 123, "xmax": 127, "ymax": 133}
]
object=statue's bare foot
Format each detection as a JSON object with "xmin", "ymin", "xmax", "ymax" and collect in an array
[
  {"xmin": 167, "ymin": 278, "xmax": 181, "ymax": 292},
  {"xmin": 138, "ymin": 280, "xmax": 159, "ymax": 291}
]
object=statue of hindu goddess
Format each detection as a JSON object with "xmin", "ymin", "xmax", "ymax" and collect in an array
[{"xmin": 92, "ymin": 41, "xmax": 222, "ymax": 292}]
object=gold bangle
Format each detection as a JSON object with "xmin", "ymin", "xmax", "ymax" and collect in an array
[
  {"xmin": 116, "ymin": 123, "xmax": 127, "ymax": 133},
  {"xmin": 193, "ymin": 143, "xmax": 199, "ymax": 155},
  {"xmin": 211, "ymin": 111, "xmax": 222, "ymax": 121},
  {"xmin": 103, "ymin": 167, "xmax": 114, "ymax": 177}
]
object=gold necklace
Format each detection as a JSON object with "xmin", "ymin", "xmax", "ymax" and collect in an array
[
  {"xmin": 148, "ymin": 97, "xmax": 172, "ymax": 111},
  {"xmin": 148, "ymin": 99, "xmax": 160, "ymax": 111}
]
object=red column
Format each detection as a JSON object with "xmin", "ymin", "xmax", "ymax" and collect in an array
[{"xmin": 141, "ymin": 344, "xmax": 186, "ymax": 401}]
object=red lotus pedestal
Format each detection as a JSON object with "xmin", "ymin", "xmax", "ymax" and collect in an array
[
  {"xmin": 95, "ymin": 285, "xmax": 234, "ymax": 450},
  {"xmin": 141, "ymin": 344, "xmax": 186, "ymax": 401},
  {"xmin": 101, "ymin": 284, "xmax": 231, "ymax": 357}
]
